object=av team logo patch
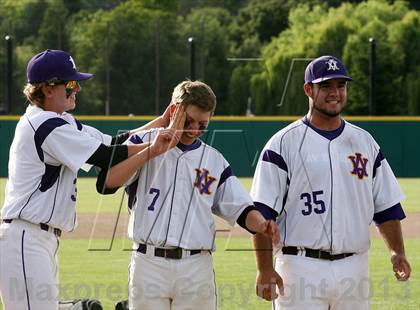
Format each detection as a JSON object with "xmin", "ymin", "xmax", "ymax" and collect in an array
[
  {"xmin": 194, "ymin": 168, "xmax": 217, "ymax": 195},
  {"xmin": 348, "ymin": 153, "xmax": 369, "ymax": 179}
]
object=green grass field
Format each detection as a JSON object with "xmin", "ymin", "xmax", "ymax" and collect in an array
[
  {"xmin": 57, "ymin": 238, "xmax": 420, "ymax": 309},
  {"xmin": 0, "ymin": 178, "xmax": 419, "ymax": 309}
]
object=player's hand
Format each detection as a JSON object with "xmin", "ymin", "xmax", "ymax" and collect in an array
[
  {"xmin": 149, "ymin": 128, "xmax": 181, "ymax": 157},
  {"xmin": 391, "ymin": 253, "xmax": 411, "ymax": 281},
  {"xmin": 260, "ymin": 220, "xmax": 280, "ymax": 246},
  {"xmin": 168, "ymin": 103, "xmax": 186, "ymax": 133},
  {"xmin": 256, "ymin": 268, "xmax": 284, "ymax": 300},
  {"xmin": 159, "ymin": 103, "xmax": 172, "ymax": 128}
]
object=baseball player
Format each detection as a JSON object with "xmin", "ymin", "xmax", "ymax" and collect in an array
[
  {"xmin": 0, "ymin": 49, "xmax": 177, "ymax": 310},
  {"xmin": 99, "ymin": 80, "xmax": 279, "ymax": 310},
  {"xmin": 251, "ymin": 55, "xmax": 411, "ymax": 309}
]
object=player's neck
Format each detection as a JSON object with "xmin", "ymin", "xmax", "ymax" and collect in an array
[
  {"xmin": 43, "ymin": 100, "xmax": 67, "ymax": 115},
  {"xmin": 177, "ymin": 139, "xmax": 201, "ymax": 152},
  {"xmin": 306, "ymin": 112, "xmax": 342, "ymax": 131}
]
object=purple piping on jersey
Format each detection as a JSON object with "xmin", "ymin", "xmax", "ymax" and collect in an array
[
  {"xmin": 125, "ymin": 178, "xmax": 139, "ymax": 210},
  {"xmin": 254, "ymin": 201, "xmax": 278, "ymax": 220},
  {"xmin": 21, "ymin": 230, "xmax": 31, "ymax": 310},
  {"xmin": 18, "ymin": 183, "xmax": 42, "ymax": 219},
  {"xmin": 74, "ymin": 117, "xmax": 82, "ymax": 131},
  {"xmin": 177, "ymin": 139, "xmax": 202, "ymax": 152},
  {"xmin": 129, "ymin": 135, "xmax": 143, "ymax": 144},
  {"xmin": 45, "ymin": 174, "xmax": 61, "ymax": 224},
  {"xmin": 163, "ymin": 151, "xmax": 184, "ymax": 246},
  {"xmin": 373, "ymin": 203, "xmax": 406, "ymax": 225},
  {"xmin": 174, "ymin": 142, "xmax": 206, "ymax": 247},
  {"xmin": 217, "ymin": 166, "xmax": 233, "ymax": 188},
  {"xmin": 328, "ymin": 141, "xmax": 334, "ymax": 252},
  {"xmin": 34, "ymin": 118, "xmax": 69, "ymax": 162},
  {"xmin": 283, "ymin": 209, "xmax": 288, "ymax": 245},
  {"xmin": 302, "ymin": 116, "xmax": 345, "ymax": 140},
  {"xmin": 282, "ymin": 187, "xmax": 289, "ymax": 208},
  {"xmin": 261, "ymin": 150, "xmax": 288, "ymax": 173},
  {"xmin": 372, "ymin": 149, "xmax": 385, "ymax": 178},
  {"xmin": 39, "ymin": 164, "xmax": 61, "ymax": 192}
]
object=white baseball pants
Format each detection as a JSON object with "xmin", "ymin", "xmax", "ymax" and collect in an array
[
  {"xmin": 273, "ymin": 251, "xmax": 370, "ymax": 310},
  {"xmin": 128, "ymin": 247, "xmax": 216, "ymax": 310},
  {"xmin": 0, "ymin": 220, "xmax": 59, "ymax": 310}
]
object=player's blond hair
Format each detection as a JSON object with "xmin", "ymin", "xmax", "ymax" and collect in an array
[
  {"xmin": 171, "ymin": 80, "xmax": 216, "ymax": 113},
  {"xmin": 23, "ymin": 83, "xmax": 45, "ymax": 108}
]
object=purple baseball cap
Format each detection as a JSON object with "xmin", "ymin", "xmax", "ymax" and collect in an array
[
  {"xmin": 27, "ymin": 49, "xmax": 93, "ymax": 83},
  {"xmin": 304, "ymin": 55, "xmax": 352, "ymax": 84}
]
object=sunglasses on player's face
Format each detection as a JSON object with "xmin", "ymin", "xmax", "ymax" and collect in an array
[{"xmin": 46, "ymin": 80, "xmax": 79, "ymax": 98}]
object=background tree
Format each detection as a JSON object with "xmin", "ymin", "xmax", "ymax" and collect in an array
[
  {"xmin": 227, "ymin": 0, "xmax": 293, "ymax": 115},
  {"xmin": 0, "ymin": 0, "xmax": 48, "ymax": 114},
  {"xmin": 177, "ymin": 0, "xmax": 247, "ymax": 16},
  {"xmin": 388, "ymin": 10, "xmax": 420, "ymax": 115},
  {"xmin": 229, "ymin": 0, "xmax": 292, "ymax": 57},
  {"xmin": 37, "ymin": 0, "xmax": 70, "ymax": 51},
  {"xmin": 182, "ymin": 7, "xmax": 232, "ymax": 114},
  {"xmin": 63, "ymin": 0, "xmax": 121, "ymax": 13},
  {"xmin": 250, "ymin": 0, "xmax": 420, "ymax": 116},
  {"xmin": 70, "ymin": 0, "xmax": 188, "ymax": 115},
  {"xmin": 1, "ymin": 0, "xmax": 420, "ymax": 115}
]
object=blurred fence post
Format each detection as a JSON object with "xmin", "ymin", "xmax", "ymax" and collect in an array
[
  {"xmin": 188, "ymin": 37, "xmax": 196, "ymax": 80},
  {"xmin": 105, "ymin": 23, "xmax": 110, "ymax": 115},
  {"xmin": 369, "ymin": 37, "xmax": 376, "ymax": 115},
  {"xmin": 155, "ymin": 20, "xmax": 160, "ymax": 115},
  {"xmin": 4, "ymin": 35, "xmax": 12, "ymax": 114}
]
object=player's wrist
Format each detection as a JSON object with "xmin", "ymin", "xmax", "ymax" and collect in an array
[
  {"xmin": 391, "ymin": 251, "xmax": 406, "ymax": 258},
  {"xmin": 256, "ymin": 265, "xmax": 275, "ymax": 273},
  {"xmin": 147, "ymin": 144, "xmax": 160, "ymax": 159},
  {"xmin": 156, "ymin": 115, "xmax": 165, "ymax": 127}
]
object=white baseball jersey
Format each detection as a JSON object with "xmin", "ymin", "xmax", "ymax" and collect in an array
[
  {"xmin": 125, "ymin": 129, "xmax": 252, "ymax": 250},
  {"xmin": 1, "ymin": 104, "xmax": 112, "ymax": 231},
  {"xmin": 251, "ymin": 118, "xmax": 404, "ymax": 254}
]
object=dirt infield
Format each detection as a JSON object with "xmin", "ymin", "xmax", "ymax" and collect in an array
[{"xmin": 62, "ymin": 212, "xmax": 420, "ymax": 240}]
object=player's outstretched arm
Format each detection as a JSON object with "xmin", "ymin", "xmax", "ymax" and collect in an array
[
  {"xmin": 105, "ymin": 128, "xmax": 182, "ymax": 188},
  {"xmin": 253, "ymin": 233, "xmax": 284, "ymax": 301},
  {"xmin": 247, "ymin": 210, "xmax": 284, "ymax": 300},
  {"xmin": 377, "ymin": 219, "xmax": 411, "ymax": 281},
  {"xmin": 96, "ymin": 105, "xmax": 185, "ymax": 193}
]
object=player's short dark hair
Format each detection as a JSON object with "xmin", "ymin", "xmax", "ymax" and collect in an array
[
  {"xmin": 23, "ymin": 83, "xmax": 45, "ymax": 108},
  {"xmin": 171, "ymin": 80, "xmax": 216, "ymax": 113}
]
